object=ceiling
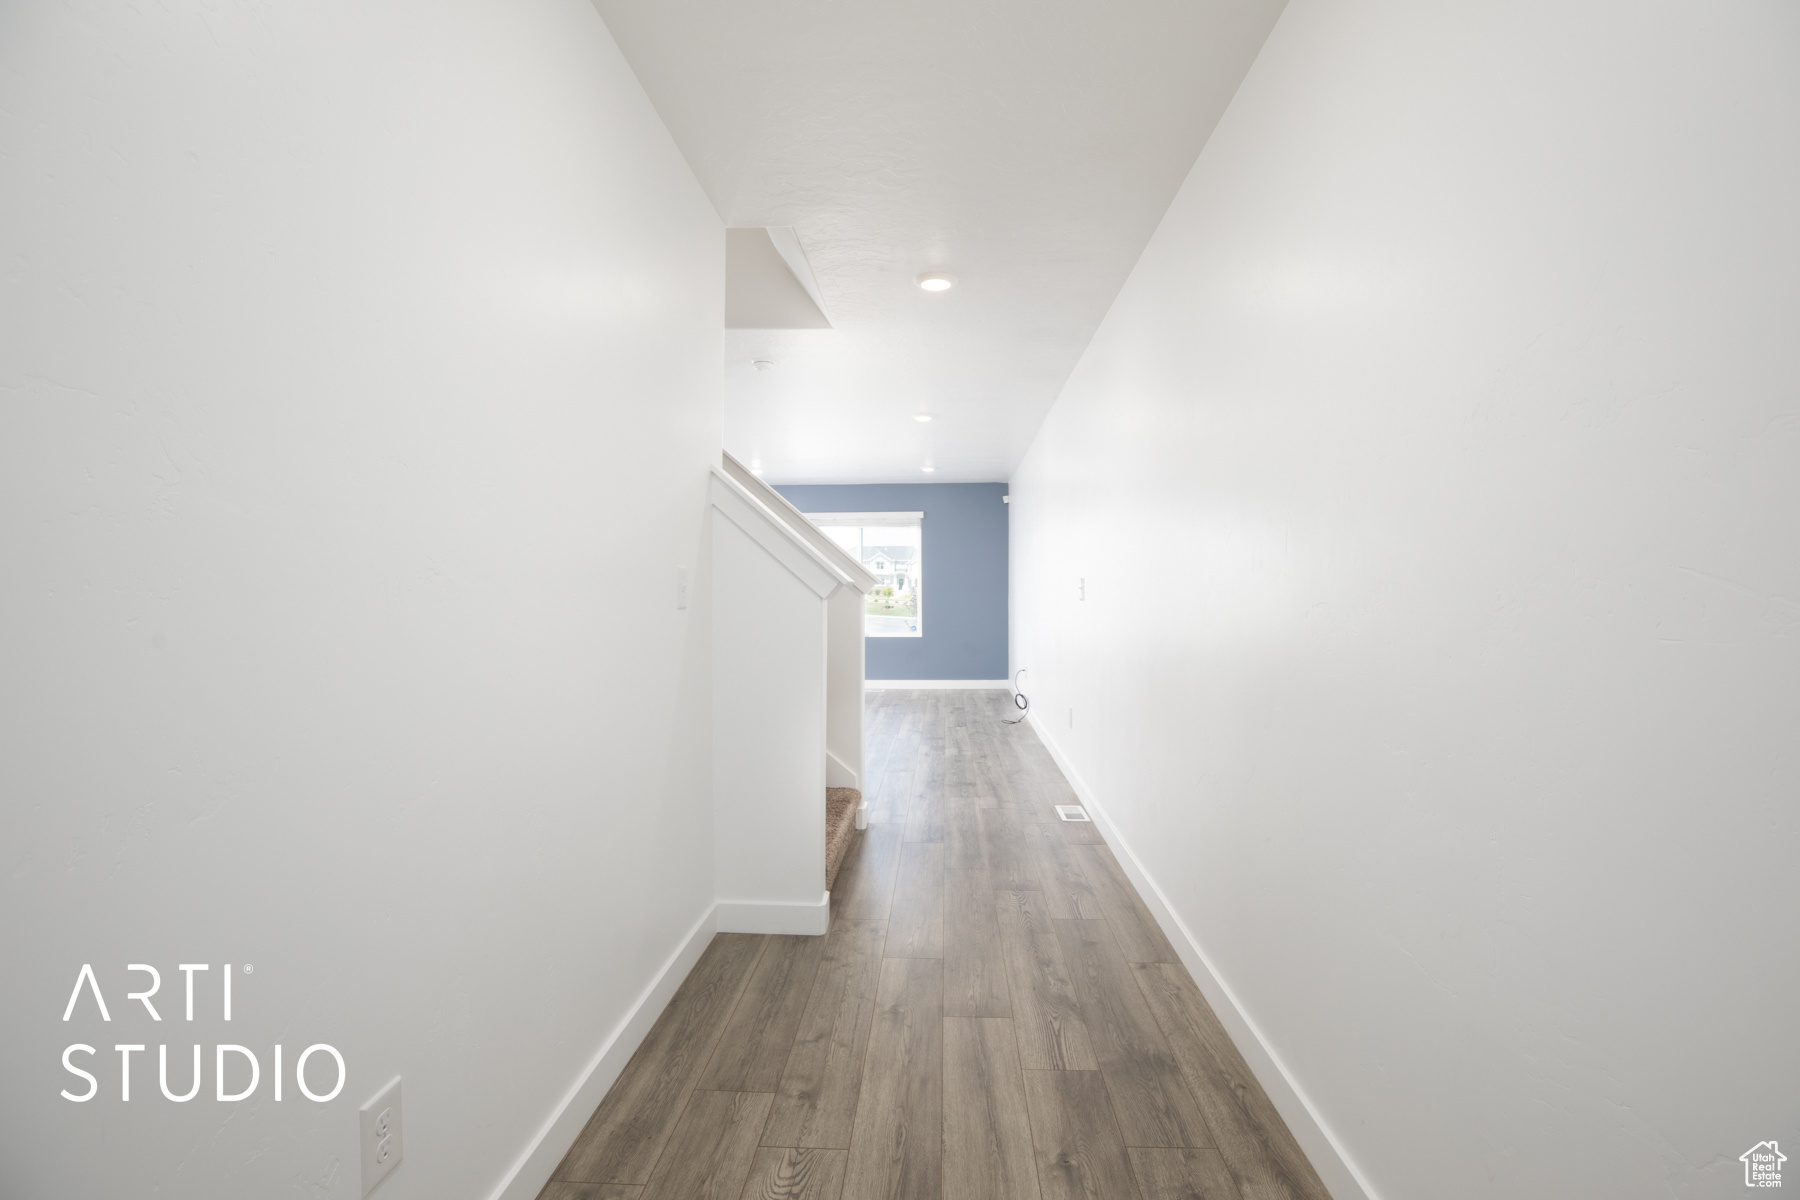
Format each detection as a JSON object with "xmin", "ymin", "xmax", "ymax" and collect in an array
[{"xmin": 591, "ymin": 0, "xmax": 1287, "ymax": 483}]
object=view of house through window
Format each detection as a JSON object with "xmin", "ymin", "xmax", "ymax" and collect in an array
[{"xmin": 807, "ymin": 512, "xmax": 923, "ymax": 637}]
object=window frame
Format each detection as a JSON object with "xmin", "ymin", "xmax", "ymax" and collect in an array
[{"xmin": 804, "ymin": 512, "xmax": 925, "ymax": 638}]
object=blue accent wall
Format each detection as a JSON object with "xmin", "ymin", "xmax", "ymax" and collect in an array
[{"xmin": 774, "ymin": 482, "xmax": 1009, "ymax": 681}]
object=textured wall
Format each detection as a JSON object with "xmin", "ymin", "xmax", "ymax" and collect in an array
[
  {"xmin": 1009, "ymin": 2, "xmax": 1800, "ymax": 1197},
  {"xmin": 777, "ymin": 483, "xmax": 1009, "ymax": 680},
  {"xmin": 0, "ymin": 2, "xmax": 722, "ymax": 1196}
]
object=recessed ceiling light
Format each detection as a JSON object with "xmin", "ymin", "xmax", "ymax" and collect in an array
[
  {"xmin": 921, "ymin": 465, "xmax": 936, "ymax": 473},
  {"xmin": 914, "ymin": 413, "xmax": 933, "ymax": 422},
  {"xmin": 915, "ymin": 272, "xmax": 956, "ymax": 292},
  {"xmin": 752, "ymin": 360, "xmax": 775, "ymax": 372}
]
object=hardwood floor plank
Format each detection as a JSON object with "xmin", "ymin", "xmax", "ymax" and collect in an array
[
  {"xmin": 995, "ymin": 889, "xmax": 1097, "ymax": 1070},
  {"xmin": 985, "ymin": 755, "xmax": 1037, "ymax": 814},
  {"xmin": 1054, "ymin": 920, "xmax": 1210, "ymax": 1149},
  {"xmin": 945, "ymin": 700, "xmax": 975, "ymax": 761},
  {"xmin": 947, "ymin": 707, "xmax": 1004, "ymax": 812},
  {"xmin": 945, "ymin": 786, "xmax": 987, "ymax": 869},
  {"xmin": 861, "ymin": 694, "xmax": 899, "ymax": 774},
  {"xmin": 943, "ymin": 1017, "xmax": 1040, "ymax": 1200},
  {"xmin": 765, "ymin": 920, "xmax": 888, "ymax": 1149},
  {"xmin": 964, "ymin": 694, "xmax": 1021, "ymax": 808},
  {"xmin": 863, "ymin": 701, "xmax": 913, "ymax": 827},
  {"xmin": 842, "ymin": 957, "xmax": 943, "ymax": 1200},
  {"xmin": 997, "ymin": 720, "xmax": 1059, "ymax": 814},
  {"xmin": 1127, "ymin": 1148, "xmax": 1242, "ymax": 1200},
  {"xmin": 702, "ymin": 935, "xmax": 829, "ymax": 1092},
  {"xmin": 1020, "ymin": 823, "xmax": 1105, "ymax": 920},
  {"xmin": 869, "ymin": 766, "xmax": 914, "ymax": 828},
  {"xmin": 1056, "ymin": 817, "xmax": 1108, "ymax": 846},
  {"xmin": 913, "ymin": 693, "xmax": 950, "ymax": 838},
  {"xmin": 1070, "ymin": 843, "xmax": 1180, "ymax": 963},
  {"xmin": 944, "ymin": 867, "xmax": 1011, "ymax": 1017},
  {"xmin": 738, "ymin": 1147, "xmax": 847, "ymax": 1200},
  {"xmin": 555, "ymin": 934, "xmax": 767, "ymax": 1185},
  {"xmin": 833, "ymin": 824, "xmax": 903, "ymax": 921},
  {"xmin": 980, "ymin": 807, "xmax": 1037, "ymax": 890},
  {"xmin": 902, "ymin": 758, "xmax": 946, "ymax": 843},
  {"xmin": 537, "ymin": 1184, "xmax": 643, "ymax": 1200},
  {"xmin": 1014, "ymin": 752, "xmax": 1090, "ymax": 838},
  {"xmin": 1020, "ymin": 1070, "xmax": 1141, "ymax": 1200},
  {"xmin": 1131, "ymin": 964, "xmax": 1332, "ymax": 1200},
  {"xmin": 886, "ymin": 841, "xmax": 946, "ymax": 959},
  {"xmin": 640, "ymin": 1090, "xmax": 773, "ymax": 1200},
  {"xmin": 1014, "ymin": 741, "xmax": 1077, "ymax": 804}
]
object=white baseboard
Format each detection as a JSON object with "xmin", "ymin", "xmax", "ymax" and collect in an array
[
  {"xmin": 1026, "ymin": 713, "xmax": 1381, "ymax": 1200},
  {"xmin": 865, "ymin": 679, "xmax": 1010, "ymax": 690},
  {"xmin": 716, "ymin": 893, "xmax": 830, "ymax": 935},
  {"xmin": 486, "ymin": 904, "xmax": 718, "ymax": 1200}
]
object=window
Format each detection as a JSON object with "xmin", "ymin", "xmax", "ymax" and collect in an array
[{"xmin": 806, "ymin": 512, "xmax": 924, "ymax": 637}]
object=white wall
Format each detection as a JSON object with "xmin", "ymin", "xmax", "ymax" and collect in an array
[
  {"xmin": 826, "ymin": 587, "xmax": 868, "ymax": 790},
  {"xmin": 711, "ymin": 511, "xmax": 828, "ymax": 927},
  {"xmin": 0, "ymin": 2, "xmax": 721, "ymax": 1198},
  {"xmin": 1009, "ymin": 3, "xmax": 1800, "ymax": 1198}
]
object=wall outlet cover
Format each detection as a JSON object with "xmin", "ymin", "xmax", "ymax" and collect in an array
[{"xmin": 359, "ymin": 1076, "xmax": 403, "ymax": 1197}]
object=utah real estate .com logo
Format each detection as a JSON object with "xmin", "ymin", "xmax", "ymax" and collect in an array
[
  {"xmin": 1742, "ymin": 1141, "xmax": 1785, "ymax": 1189},
  {"xmin": 59, "ymin": 962, "xmax": 345, "ymax": 1104}
]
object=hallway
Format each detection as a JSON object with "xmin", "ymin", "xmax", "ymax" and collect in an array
[{"xmin": 540, "ymin": 690, "xmax": 1331, "ymax": 1200}]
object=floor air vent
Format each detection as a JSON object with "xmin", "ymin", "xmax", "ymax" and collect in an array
[{"xmin": 1055, "ymin": 805, "xmax": 1091, "ymax": 822}]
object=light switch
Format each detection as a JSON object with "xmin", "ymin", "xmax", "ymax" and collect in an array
[{"xmin": 676, "ymin": 565, "xmax": 691, "ymax": 610}]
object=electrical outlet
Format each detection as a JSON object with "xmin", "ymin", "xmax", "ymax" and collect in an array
[
  {"xmin": 1078, "ymin": 577, "xmax": 1085, "ymax": 601},
  {"xmin": 359, "ymin": 1076, "xmax": 403, "ymax": 1197},
  {"xmin": 675, "ymin": 565, "xmax": 691, "ymax": 610}
]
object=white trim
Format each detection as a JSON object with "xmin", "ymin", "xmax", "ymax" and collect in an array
[
  {"xmin": 715, "ymin": 893, "xmax": 831, "ymax": 935},
  {"xmin": 1025, "ymin": 711, "xmax": 1381, "ymax": 1200},
  {"xmin": 802, "ymin": 511, "xmax": 925, "ymax": 526},
  {"xmin": 865, "ymin": 679, "xmax": 1011, "ymax": 690},
  {"xmin": 710, "ymin": 470, "xmax": 848, "ymax": 599},
  {"xmin": 719, "ymin": 454, "xmax": 877, "ymax": 592},
  {"xmin": 487, "ymin": 904, "xmax": 719, "ymax": 1200},
  {"xmin": 765, "ymin": 227, "xmax": 832, "ymax": 325}
]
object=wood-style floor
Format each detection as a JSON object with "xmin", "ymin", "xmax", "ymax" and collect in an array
[{"xmin": 540, "ymin": 690, "xmax": 1333, "ymax": 1200}]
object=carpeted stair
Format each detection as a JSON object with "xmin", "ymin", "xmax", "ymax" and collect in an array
[{"xmin": 825, "ymin": 788, "xmax": 860, "ymax": 889}]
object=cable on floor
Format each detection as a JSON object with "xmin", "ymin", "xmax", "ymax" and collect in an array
[{"xmin": 1004, "ymin": 667, "xmax": 1029, "ymax": 724}]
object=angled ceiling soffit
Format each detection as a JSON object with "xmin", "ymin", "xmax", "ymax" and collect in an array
[{"xmin": 725, "ymin": 226, "xmax": 832, "ymax": 330}]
